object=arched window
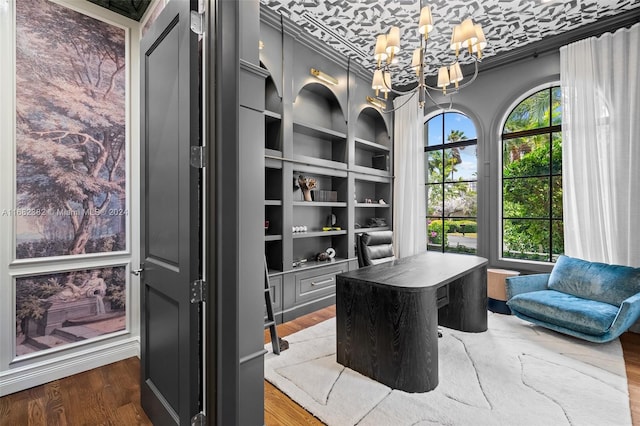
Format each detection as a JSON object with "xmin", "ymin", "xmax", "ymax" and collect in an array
[
  {"xmin": 425, "ymin": 112, "xmax": 478, "ymax": 254},
  {"xmin": 501, "ymin": 86, "xmax": 562, "ymax": 262}
]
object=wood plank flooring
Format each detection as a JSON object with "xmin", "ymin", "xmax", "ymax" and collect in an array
[
  {"xmin": 1, "ymin": 305, "xmax": 639, "ymax": 425},
  {"xmin": 0, "ymin": 356, "xmax": 152, "ymax": 425}
]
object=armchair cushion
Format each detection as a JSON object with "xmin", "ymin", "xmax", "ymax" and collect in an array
[
  {"xmin": 548, "ymin": 255, "xmax": 640, "ymax": 307},
  {"xmin": 508, "ymin": 290, "xmax": 619, "ymax": 336}
]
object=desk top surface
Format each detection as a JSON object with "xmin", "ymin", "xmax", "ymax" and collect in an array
[{"xmin": 338, "ymin": 251, "xmax": 488, "ymax": 289}]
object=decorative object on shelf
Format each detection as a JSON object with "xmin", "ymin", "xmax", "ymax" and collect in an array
[
  {"xmin": 292, "ymin": 258, "xmax": 308, "ymax": 268},
  {"xmin": 292, "ymin": 226, "xmax": 308, "ymax": 233},
  {"xmin": 367, "ymin": 217, "xmax": 387, "ymax": 227},
  {"xmin": 326, "ymin": 213, "xmax": 337, "ymax": 227},
  {"xmin": 297, "ymin": 175, "xmax": 317, "ymax": 202},
  {"xmin": 310, "ymin": 67, "xmax": 338, "ymax": 85},
  {"xmin": 379, "ymin": 199, "xmax": 387, "ymax": 204},
  {"xmin": 316, "ymin": 251, "xmax": 330, "ymax": 261},
  {"xmin": 365, "ymin": 198, "xmax": 373, "ymax": 203},
  {"xmin": 264, "ymin": 220, "xmax": 270, "ymax": 231},
  {"xmin": 370, "ymin": 1, "xmax": 487, "ymax": 110},
  {"xmin": 316, "ymin": 190, "xmax": 338, "ymax": 202},
  {"xmin": 372, "ymin": 154, "xmax": 389, "ymax": 171},
  {"xmin": 315, "ymin": 247, "xmax": 337, "ymax": 262}
]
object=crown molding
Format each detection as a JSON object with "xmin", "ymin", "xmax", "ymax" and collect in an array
[
  {"xmin": 260, "ymin": 4, "xmax": 372, "ymax": 83},
  {"xmin": 477, "ymin": 7, "xmax": 640, "ymax": 74}
]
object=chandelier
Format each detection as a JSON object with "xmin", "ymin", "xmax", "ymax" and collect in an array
[{"xmin": 370, "ymin": 3, "xmax": 487, "ymax": 110}]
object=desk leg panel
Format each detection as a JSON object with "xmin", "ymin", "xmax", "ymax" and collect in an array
[
  {"xmin": 438, "ymin": 265, "xmax": 487, "ymax": 332},
  {"xmin": 336, "ymin": 277, "xmax": 439, "ymax": 392}
]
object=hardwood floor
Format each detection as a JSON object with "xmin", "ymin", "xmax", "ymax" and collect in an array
[
  {"xmin": 1, "ymin": 305, "xmax": 638, "ymax": 425},
  {"xmin": 0, "ymin": 356, "xmax": 152, "ymax": 425}
]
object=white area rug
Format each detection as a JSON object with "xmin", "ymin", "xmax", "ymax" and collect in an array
[{"xmin": 264, "ymin": 312, "xmax": 631, "ymax": 426}]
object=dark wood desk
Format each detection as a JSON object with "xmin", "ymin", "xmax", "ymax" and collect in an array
[{"xmin": 336, "ymin": 252, "xmax": 488, "ymax": 393}]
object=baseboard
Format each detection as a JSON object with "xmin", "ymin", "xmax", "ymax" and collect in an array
[{"xmin": 0, "ymin": 337, "xmax": 140, "ymax": 396}]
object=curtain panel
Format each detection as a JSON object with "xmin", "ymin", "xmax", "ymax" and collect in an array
[
  {"xmin": 392, "ymin": 94, "xmax": 426, "ymax": 258},
  {"xmin": 560, "ymin": 23, "xmax": 640, "ymax": 266}
]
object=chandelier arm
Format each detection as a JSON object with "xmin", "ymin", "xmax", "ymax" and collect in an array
[
  {"xmin": 372, "ymin": 91, "xmax": 418, "ymax": 114},
  {"xmin": 423, "ymin": 87, "xmax": 453, "ymax": 110},
  {"xmin": 453, "ymin": 59, "xmax": 479, "ymax": 91},
  {"xmin": 380, "ymin": 69, "xmax": 422, "ymax": 96}
]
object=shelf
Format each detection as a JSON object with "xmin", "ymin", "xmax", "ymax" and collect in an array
[
  {"xmin": 352, "ymin": 172, "xmax": 393, "ymax": 183},
  {"xmin": 354, "ymin": 137, "xmax": 390, "ymax": 152},
  {"xmin": 265, "ymin": 148, "xmax": 282, "ymax": 158},
  {"xmin": 292, "ymin": 155, "xmax": 347, "ymax": 172},
  {"xmin": 264, "ymin": 110, "xmax": 282, "ymax": 120},
  {"xmin": 355, "ymin": 203, "xmax": 390, "ymax": 208},
  {"xmin": 265, "ymin": 234, "xmax": 283, "ymax": 241},
  {"xmin": 265, "ymin": 199, "xmax": 282, "ymax": 206},
  {"xmin": 267, "ymin": 269, "xmax": 285, "ymax": 277},
  {"xmin": 292, "ymin": 230, "xmax": 347, "ymax": 239},
  {"xmin": 351, "ymin": 165, "xmax": 391, "ymax": 178},
  {"xmin": 354, "ymin": 227, "xmax": 391, "ymax": 234},
  {"xmin": 293, "ymin": 121, "xmax": 347, "ymax": 140},
  {"xmin": 293, "ymin": 162, "xmax": 348, "ymax": 178},
  {"xmin": 289, "ymin": 257, "xmax": 354, "ymax": 271},
  {"xmin": 293, "ymin": 201, "xmax": 347, "ymax": 208}
]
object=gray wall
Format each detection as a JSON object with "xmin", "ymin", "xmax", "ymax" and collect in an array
[
  {"xmin": 211, "ymin": 0, "xmax": 268, "ymax": 424},
  {"xmin": 425, "ymin": 51, "xmax": 561, "ymax": 273}
]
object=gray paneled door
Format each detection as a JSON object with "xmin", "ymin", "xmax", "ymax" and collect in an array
[{"xmin": 139, "ymin": 0, "xmax": 203, "ymax": 424}]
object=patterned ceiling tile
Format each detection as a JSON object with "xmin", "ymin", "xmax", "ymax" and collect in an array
[{"xmin": 261, "ymin": 0, "xmax": 640, "ymax": 84}]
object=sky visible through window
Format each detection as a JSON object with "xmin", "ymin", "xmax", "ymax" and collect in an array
[{"xmin": 427, "ymin": 113, "xmax": 477, "ymax": 181}]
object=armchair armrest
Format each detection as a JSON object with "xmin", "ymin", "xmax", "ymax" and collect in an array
[
  {"xmin": 505, "ymin": 273, "xmax": 550, "ymax": 300},
  {"xmin": 609, "ymin": 293, "xmax": 640, "ymax": 337}
]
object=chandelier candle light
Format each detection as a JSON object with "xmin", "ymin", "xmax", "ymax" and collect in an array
[{"xmin": 371, "ymin": 2, "xmax": 487, "ymax": 110}]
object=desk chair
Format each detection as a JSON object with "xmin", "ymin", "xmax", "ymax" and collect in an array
[{"xmin": 356, "ymin": 230, "xmax": 395, "ymax": 267}]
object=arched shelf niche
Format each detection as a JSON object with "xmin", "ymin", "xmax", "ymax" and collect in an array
[
  {"xmin": 292, "ymin": 82, "xmax": 347, "ymax": 168},
  {"xmin": 354, "ymin": 106, "xmax": 391, "ymax": 173},
  {"xmin": 260, "ymin": 62, "xmax": 282, "ymax": 153}
]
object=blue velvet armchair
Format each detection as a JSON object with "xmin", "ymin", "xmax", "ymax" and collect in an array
[{"xmin": 505, "ymin": 255, "xmax": 640, "ymax": 343}]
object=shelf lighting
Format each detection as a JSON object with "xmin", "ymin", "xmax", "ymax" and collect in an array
[
  {"xmin": 366, "ymin": 96, "xmax": 386, "ymax": 110},
  {"xmin": 310, "ymin": 68, "xmax": 338, "ymax": 86}
]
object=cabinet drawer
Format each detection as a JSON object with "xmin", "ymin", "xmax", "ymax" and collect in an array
[{"xmin": 294, "ymin": 264, "xmax": 347, "ymax": 304}]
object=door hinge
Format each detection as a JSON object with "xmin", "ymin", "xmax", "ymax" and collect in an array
[
  {"xmin": 190, "ymin": 279, "xmax": 207, "ymax": 303},
  {"xmin": 190, "ymin": 146, "xmax": 207, "ymax": 168},
  {"xmin": 190, "ymin": 10, "xmax": 205, "ymax": 35},
  {"xmin": 191, "ymin": 412, "xmax": 206, "ymax": 426}
]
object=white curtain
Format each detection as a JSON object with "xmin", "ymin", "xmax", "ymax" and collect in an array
[
  {"xmin": 560, "ymin": 23, "xmax": 640, "ymax": 266},
  {"xmin": 392, "ymin": 93, "xmax": 426, "ymax": 258}
]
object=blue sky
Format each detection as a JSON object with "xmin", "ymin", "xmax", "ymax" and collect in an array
[{"xmin": 426, "ymin": 112, "xmax": 478, "ymax": 181}]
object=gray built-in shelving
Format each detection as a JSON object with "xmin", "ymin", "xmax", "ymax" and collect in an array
[{"xmin": 260, "ymin": 7, "xmax": 393, "ymax": 322}]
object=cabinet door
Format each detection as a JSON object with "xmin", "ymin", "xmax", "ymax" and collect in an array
[{"xmin": 265, "ymin": 275, "xmax": 283, "ymax": 319}]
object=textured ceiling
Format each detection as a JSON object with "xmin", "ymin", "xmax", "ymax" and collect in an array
[
  {"xmin": 261, "ymin": 0, "xmax": 640, "ymax": 84},
  {"xmin": 88, "ymin": 0, "xmax": 152, "ymax": 21}
]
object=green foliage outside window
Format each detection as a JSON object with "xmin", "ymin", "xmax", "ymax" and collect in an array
[{"xmin": 502, "ymin": 87, "xmax": 563, "ymax": 262}]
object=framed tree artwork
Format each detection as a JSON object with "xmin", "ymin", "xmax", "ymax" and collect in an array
[{"xmin": 15, "ymin": 0, "xmax": 127, "ymax": 259}]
